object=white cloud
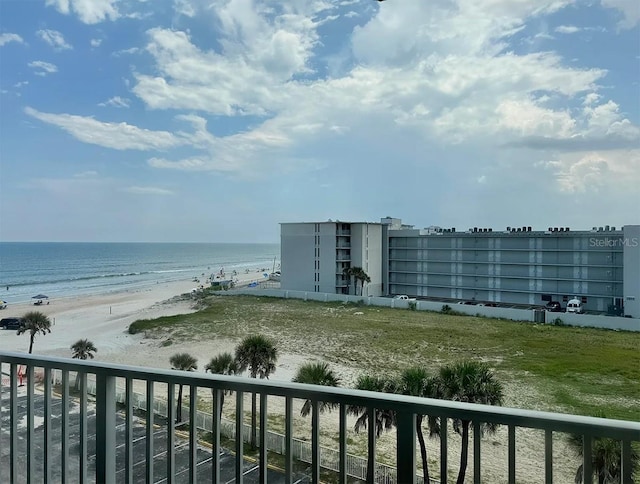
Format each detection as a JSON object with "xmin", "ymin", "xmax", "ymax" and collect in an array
[
  {"xmin": 555, "ymin": 25, "xmax": 581, "ymax": 34},
  {"xmin": 601, "ymin": 0, "xmax": 640, "ymax": 29},
  {"xmin": 14, "ymin": 81, "xmax": 29, "ymax": 88},
  {"xmin": 45, "ymin": 0, "xmax": 119, "ymax": 24},
  {"xmin": 112, "ymin": 47, "xmax": 140, "ymax": 56},
  {"xmin": 90, "ymin": 38, "xmax": 102, "ymax": 47},
  {"xmin": 0, "ymin": 33, "xmax": 24, "ymax": 46},
  {"xmin": 98, "ymin": 96, "xmax": 130, "ymax": 108},
  {"xmin": 552, "ymin": 150, "xmax": 640, "ymax": 193},
  {"xmin": 124, "ymin": 186, "xmax": 174, "ymax": 195},
  {"xmin": 37, "ymin": 29, "xmax": 72, "ymax": 50},
  {"xmin": 132, "ymin": 1, "xmax": 330, "ymax": 115},
  {"xmin": 24, "ymin": 107, "xmax": 184, "ymax": 150},
  {"xmin": 28, "ymin": 61, "xmax": 58, "ymax": 76}
]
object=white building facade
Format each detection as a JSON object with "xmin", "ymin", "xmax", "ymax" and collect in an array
[
  {"xmin": 280, "ymin": 221, "xmax": 384, "ymax": 296},
  {"xmin": 281, "ymin": 219, "xmax": 640, "ymax": 318}
]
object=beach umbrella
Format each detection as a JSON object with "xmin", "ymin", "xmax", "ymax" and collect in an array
[{"xmin": 32, "ymin": 294, "xmax": 49, "ymax": 300}]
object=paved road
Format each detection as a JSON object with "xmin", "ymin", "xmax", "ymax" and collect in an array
[{"xmin": 0, "ymin": 389, "xmax": 311, "ymax": 483}]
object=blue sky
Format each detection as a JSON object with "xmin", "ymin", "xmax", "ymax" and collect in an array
[{"xmin": 0, "ymin": 0, "xmax": 638, "ymax": 243}]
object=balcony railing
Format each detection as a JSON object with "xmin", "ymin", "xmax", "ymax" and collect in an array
[{"xmin": 1, "ymin": 351, "xmax": 638, "ymax": 483}]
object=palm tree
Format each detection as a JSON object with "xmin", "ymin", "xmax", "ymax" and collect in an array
[
  {"xmin": 169, "ymin": 353, "xmax": 198, "ymax": 424},
  {"xmin": 235, "ymin": 334, "xmax": 278, "ymax": 449},
  {"xmin": 439, "ymin": 361, "xmax": 504, "ymax": 484},
  {"xmin": 568, "ymin": 416, "xmax": 639, "ymax": 484},
  {"xmin": 70, "ymin": 339, "xmax": 97, "ymax": 360},
  {"xmin": 399, "ymin": 367, "xmax": 441, "ymax": 484},
  {"xmin": 347, "ymin": 375, "xmax": 396, "ymax": 481},
  {"xmin": 205, "ymin": 352, "xmax": 238, "ymax": 420},
  {"xmin": 352, "ymin": 267, "xmax": 371, "ymax": 296},
  {"xmin": 343, "ymin": 266, "xmax": 354, "ymax": 295},
  {"xmin": 292, "ymin": 362, "xmax": 341, "ymax": 417},
  {"xmin": 17, "ymin": 311, "xmax": 52, "ymax": 354}
]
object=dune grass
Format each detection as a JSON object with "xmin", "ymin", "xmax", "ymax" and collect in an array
[{"xmin": 129, "ymin": 295, "xmax": 640, "ymax": 421}]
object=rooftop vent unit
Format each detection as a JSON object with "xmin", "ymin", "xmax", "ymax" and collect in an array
[
  {"xmin": 451, "ymin": 227, "xmax": 456, "ymax": 232},
  {"xmin": 612, "ymin": 226, "xmax": 616, "ymax": 231},
  {"xmin": 528, "ymin": 226, "xmax": 532, "ymax": 232},
  {"xmin": 592, "ymin": 227, "xmax": 598, "ymax": 231},
  {"xmin": 489, "ymin": 228, "xmax": 493, "ymax": 232},
  {"xmin": 507, "ymin": 226, "xmax": 511, "ymax": 231},
  {"xmin": 565, "ymin": 227, "xmax": 570, "ymax": 232},
  {"xmin": 548, "ymin": 227, "xmax": 553, "ymax": 232},
  {"xmin": 599, "ymin": 227, "xmax": 604, "ymax": 232},
  {"xmin": 605, "ymin": 225, "xmax": 610, "ymax": 231}
]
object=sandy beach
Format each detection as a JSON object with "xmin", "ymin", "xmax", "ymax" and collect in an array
[{"xmin": 0, "ymin": 270, "xmax": 273, "ymax": 362}]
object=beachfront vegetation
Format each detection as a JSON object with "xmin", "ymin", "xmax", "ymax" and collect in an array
[
  {"xmin": 18, "ymin": 310, "xmax": 52, "ymax": 354},
  {"xmin": 70, "ymin": 339, "xmax": 97, "ymax": 360},
  {"xmin": 205, "ymin": 352, "xmax": 238, "ymax": 420},
  {"xmin": 234, "ymin": 334, "xmax": 278, "ymax": 449},
  {"xmin": 342, "ymin": 267, "xmax": 371, "ymax": 296},
  {"xmin": 398, "ymin": 367, "xmax": 441, "ymax": 484},
  {"xmin": 292, "ymin": 362, "xmax": 341, "ymax": 417},
  {"xmin": 568, "ymin": 427, "xmax": 639, "ymax": 483},
  {"xmin": 348, "ymin": 375, "xmax": 396, "ymax": 481},
  {"xmin": 566, "ymin": 410, "xmax": 639, "ymax": 484},
  {"xmin": 128, "ymin": 295, "xmax": 639, "ymax": 422},
  {"xmin": 439, "ymin": 361, "xmax": 504, "ymax": 484},
  {"xmin": 169, "ymin": 353, "xmax": 198, "ymax": 424}
]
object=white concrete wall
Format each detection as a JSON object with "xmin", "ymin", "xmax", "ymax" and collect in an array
[
  {"xmin": 228, "ymin": 288, "xmax": 640, "ymax": 331},
  {"xmin": 558, "ymin": 313, "xmax": 640, "ymax": 331}
]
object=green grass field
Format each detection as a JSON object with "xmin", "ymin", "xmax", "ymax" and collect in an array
[{"xmin": 129, "ymin": 294, "xmax": 640, "ymax": 421}]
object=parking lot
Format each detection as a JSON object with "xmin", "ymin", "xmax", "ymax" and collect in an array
[{"xmin": 0, "ymin": 388, "xmax": 311, "ymax": 483}]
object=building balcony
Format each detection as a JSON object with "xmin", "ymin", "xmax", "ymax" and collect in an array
[{"xmin": 1, "ymin": 351, "xmax": 638, "ymax": 483}]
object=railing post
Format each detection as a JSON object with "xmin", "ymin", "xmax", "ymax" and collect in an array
[
  {"xmin": 367, "ymin": 407, "xmax": 376, "ymax": 483},
  {"xmin": 545, "ymin": 429, "xmax": 553, "ymax": 484},
  {"xmin": 473, "ymin": 421, "xmax": 481, "ymax": 484},
  {"xmin": 622, "ymin": 439, "xmax": 633, "ymax": 484},
  {"xmin": 235, "ymin": 391, "xmax": 244, "ymax": 484},
  {"xmin": 396, "ymin": 409, "xmax": 416, "ymax": 484},
  {"xmin": 285, "ymin": 396, "xmax": 293, "ymax": 483},
  {"xmin": 339, "ymin": 403, "xmax": 347, "ymax": 484},
  {"xmin": 95, "ymin": 372, "xmax": 116, "ymax": 484},
  {"xmin": 312, "ymin": 400, "xmax": 320, "ymax": 483},
  {"xmin": 583, "ymin": 435, "xmax": 593, "ymax": 484},
  {"xmin": 440, "ymin": 417, "xmax": 448, "ymax": 483}
]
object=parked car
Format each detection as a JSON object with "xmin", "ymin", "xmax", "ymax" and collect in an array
[
  {"xmin": 545, "ymin": 301, "xmax": 563, "ymax": 312},
  {"xmin": 393, "ymin": 295, "xmax": 416, "ymax": 301},
  {"xmin": 0, "ymin": 318, "xmax": 24, "ymax": 330},
  {"xmin": 566, "ymin": 299, "xmax": 584, "ymax": 314}
]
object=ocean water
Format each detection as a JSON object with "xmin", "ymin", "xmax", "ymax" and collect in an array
[{"xmin": 0, "ymin": 242, "xmax": 280, "ymax": 304}]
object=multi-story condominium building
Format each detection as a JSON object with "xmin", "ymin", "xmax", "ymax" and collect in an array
[
  {"xmin": 281, "ymin": 218, "xmax": 640, "ymax": 318},
  {"xmin": 280, "ymin": 221, "xmax": 384, "ymax": 296}
]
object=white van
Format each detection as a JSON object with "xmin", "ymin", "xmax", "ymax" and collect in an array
[{"xmin": 566, "ymin": 299, "xmax": 584, "ymax": 314}]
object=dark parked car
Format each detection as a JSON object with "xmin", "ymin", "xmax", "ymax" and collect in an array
[
  {"xmin": 545, "ymin": 301, "xmax": 563, "ymax": 312},
  {"xmin": 0, "ymin": 318, "xmax": 24, "ymax": 330}
]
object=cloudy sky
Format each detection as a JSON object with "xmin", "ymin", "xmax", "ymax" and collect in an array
[{"xmin": 0, "ymin": 0, "xmax": 638, "ymax": 242}]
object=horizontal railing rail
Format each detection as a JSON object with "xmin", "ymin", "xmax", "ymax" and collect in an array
[{"xmin": 1, "ymin": 351, "xmax": 639, "ymax": 484}]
